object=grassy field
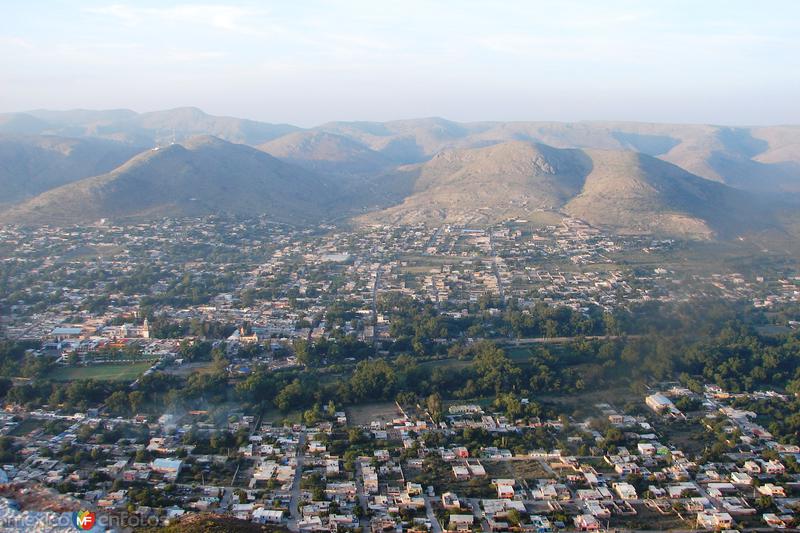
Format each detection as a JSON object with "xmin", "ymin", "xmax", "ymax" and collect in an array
[
  {"xmin": 47, "ymin": 362, "xmax": 152, "ymax": 382},
  {"xmin": 419, "ymin": 357, "xmax": 472, "ymax": 371}
]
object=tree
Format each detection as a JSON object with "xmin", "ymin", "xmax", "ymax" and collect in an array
[
  {"xmin": 349, "ymin": 359, "xmax": 396, "ymax": 401},
  {"xmin": 128, "ymin": 390, "xmax": 144, "ymax": 414},
  {"xmin": 275, "ymin": 380, "xmax": 304, "ymax": 412},
  {"xmin": 106, "ymin": 391, "xmax": 130, "ymax": 416},
  {"xmin": 304, "ymin": 403, "xmax": 322, "ymax": 426},
  {"xmin": 427, "ymin": 393, "xmax": 443, "ymax": 423}
]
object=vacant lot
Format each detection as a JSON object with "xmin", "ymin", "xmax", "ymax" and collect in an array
[
  {"xmin": 47, "ymin": 362, "xmax": 152, "ymax": 382},
  {"xmin": 483, "ymin": 458, "xmax": 551, "ymax": 481},
  {"xmin": 346, "ymin": 402, "xmax": 400, "ymax": 426}
]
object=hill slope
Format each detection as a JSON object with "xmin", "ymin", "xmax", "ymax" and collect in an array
[
  {"xmin": 315, "ymin": 119, "xmax": 800, "ymax": 193},
  {"xmin": 363, "ymin": 141, "xmax": 772, "ymax": 238},
  {"xmin": 3, "ymin": 109, "xmax": 798, "ymax": 195},
  {"xmin": 564, "ymin": 150, "xmax": 764, "ymax": 238},
  {"xmin": 0, "ymin": 136, "xmax": 337, "ymax": 225},
  {"xmin": 0, "ymin": 135, "xmax": 143, "ymax": 207},
  {"xmin": 258, "ymin": 130, "xmax": 392, "ymax": 176}
]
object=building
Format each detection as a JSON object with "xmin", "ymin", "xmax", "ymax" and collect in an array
[
  {"xmin": 448, "ymin": 514, "xmax": 474, "ymax": 532},
  {"xmin": 253, "ymin": 509, "xmax": 284, "ymax": 524},
  {"xmin": 645, "ymin": 393, "xmax": 680, "ymax": 416},
  {"xmin": 696, "ymin": 511, "xmax": 733, "ymax": 530},
  {"xmin": 151, "ymin": 458, "xmax": 183, "ymax": 480}
]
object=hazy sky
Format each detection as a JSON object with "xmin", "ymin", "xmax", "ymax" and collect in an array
[{"xmin": 2, "ymin": 0, "xmax": 799, "ymax": 126}]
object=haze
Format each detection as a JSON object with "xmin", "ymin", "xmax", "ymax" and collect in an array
[{"xmin": 2, "ymin": 0, "xmax": 799, "ymax": 126}]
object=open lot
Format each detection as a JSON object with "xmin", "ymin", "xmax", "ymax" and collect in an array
[
  {"xmin": 482, "ymin": 458, "xmax": 551, "ymax": 481},
  {"xmin": 346, "ymin": 402, "xmax": 401, "ymax": 426}
]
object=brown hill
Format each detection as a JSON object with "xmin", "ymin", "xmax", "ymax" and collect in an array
[
  {"xmin": 0, "ymin": 136, "xmax": 337, "ymax": 226},
  {"xmin": 363, "ymin": 141, "xmax": 773, "ymax": 238}
]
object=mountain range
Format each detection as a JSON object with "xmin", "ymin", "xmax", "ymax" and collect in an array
[{"xmin": 0, "ymin": 107, "xmax": 799, "ymax": 239}]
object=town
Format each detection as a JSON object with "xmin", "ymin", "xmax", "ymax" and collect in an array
[{"xmin": 0, "ymin": 216, "xmax": 799, "ymax": 531}]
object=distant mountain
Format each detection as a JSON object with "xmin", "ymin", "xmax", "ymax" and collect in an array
[
  {"xmin": 3, "ymin": 108, "xmax": 798, "ymax": 194},
  {"xmin": 0, "ymin": 136, "xmax": 338, "ymax": 225},
  {"xmin": 315, "ymin": 119, "xmax": 800, "ymax": 194},
  {"xmin": 131, "ymin": 107, "xmax": 300, "ymax": 145},
  {"xmin": 1, "ymin": 108, "xmax": 798, "ymax": 237},
  {"xmin": 0, "ymin": 107, "xmax": 300, "ymax": 146},
  {"xmin": 0, "ymin": 135, "xmax": 143, "ymax": 207},
  {"xmin": 258, "ymin": 130, "xmax": 392, "ymax": 176},
  {"xmin": 316, "ymin": 117, "xmax": 493, "ymax": 163},
  {"xmin": 0, "ymin": 113, "xmax": 52, "ymax": 135},
  {"xmin": 363, "ymin": 141, "xmax": 775, "ymax": 238}
]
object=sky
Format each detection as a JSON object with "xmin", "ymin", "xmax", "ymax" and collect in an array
[{"xmin": 1, "ymin": 0, "xmax": 799, "ymax": 126}]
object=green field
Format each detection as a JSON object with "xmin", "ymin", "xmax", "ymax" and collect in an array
[
  {"xmin": 419, "ymin": 357, "xmax": 472, "ymax": 371},
  {"xmin": 48, "ymin": 362, "xmax": 152, "ymax": 382}
]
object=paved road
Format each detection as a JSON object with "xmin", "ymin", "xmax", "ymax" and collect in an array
[
  {"xmin": 423, "ymin": 495, "xmax": 443, "ymax": 533},
  {"xmin": 488, "ymin": 231, "xmax": 505, "ymax": 304},
  {"xmin": 287, "ymin": 432, "xmax": 306, "ymax": 532},
  {"xmin": 354, "ymin": 461, "xmax": 372, "ymax": 531}
]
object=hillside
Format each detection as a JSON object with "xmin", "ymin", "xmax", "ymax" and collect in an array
[
  {"xmin": 0, "ymin": 135, "xmax": 143, "ymax": 207},
  {"xmin": 362, "ymin": 141, "xmax": 773, "ymax": 238},
  {"xmin": 0, "ymin": 108, "xmax": 798, "ymax": 237},
  {"xmin": 0, "ymin": 136, "xmax": 338, "ymax": 226},
  {"xmin": 2, "ymin": 109, "xmax": 799, "ymax": 195},
  {"xmin": 564, "ymin": 150, "xmax": 766, "ymax": 238},
  {"xmin": 316, "ymin": 119, "xmax": 800, "ymax": 193},
  {"xmin": 258, "ymin": 130, "xmax": 392, "ymax": 176}
]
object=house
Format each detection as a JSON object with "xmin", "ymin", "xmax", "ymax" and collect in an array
[
  {"xmin": 763, "ymin": 513, "xmax": 789, "ymax": 528},
  {"xmin": 585, "ymin": 501, "xmax": 610, "ymax": 519},
  {"xmin": 362, "ymin": 465, "xmax": 378, "ymax": 494},
  {"xmin": 730, "ymin": 472, "xmax": 752, "ymax": 485},
  {"xmin": 442, "ymin": 492, "xmax": 461, "ymax": 510},
  {"xmin": 613, "ymin": 482, "xmax": 637, "ymax": 500},
  {"xmin": 696, "ymin": 511, "xmax": 733, "ymax": 530},
  {"xmin": 406, "ymin": 482, "xmax": 423, "ymax": 496},
  {"xmin": 757, "ymin": 483, "xmax": 786, "ymax": 497},
  {"xmin": 253, "ymin": 508, "xmax": 283, "ymax": 524},
  {"xmin": 573, "ymin": 514, "xmax": 600, "ymax": 531},
  {"xmin": 743, "ymin": 460, "xmax": 761, "ymax": 474},
  {"xmin": 232, "ymin": 503, "xmax": 254, "ymax": 520},
  {"xmin": 452, "ymin": 466, "xmax": 470, "ymax": 480},
  {"xmin": 764, "ymin": 460, "xmax": 785, "ymax": 475},
  {"xmin": 448, "ymin": 514, "xmax": 474, "ymax": 532},
  {"xmin": 497, "ymin": 484, "xmax": 515, "ymax": 499},
  {"xmin": 637, "ymin": 443, "xmax": 656, "ymax": 456}
]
